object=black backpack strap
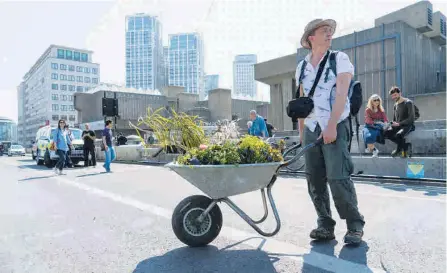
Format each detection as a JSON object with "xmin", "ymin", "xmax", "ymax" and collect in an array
[
  {"xmin": 295, "ymin": 60, "xmax": 307, "ymax": 98},
  {"xmin": 348, "ymin": 116, "xmax": 353, "ymax": 152},
  {"xmin": 325, "ymin": 51, "xmax": 338, "ymax": 82}
]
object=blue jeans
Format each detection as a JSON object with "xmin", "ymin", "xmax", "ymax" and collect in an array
[
  {"xmin": 55, "ymin": 149, "xmax": 67, "ymax": 171},
  {"xmin": 103, "ymin": 145, "xmax": 116, "ymax": 171}
]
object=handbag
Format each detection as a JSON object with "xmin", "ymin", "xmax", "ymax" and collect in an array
[{"xmin": 287, "ymin": 51, "xmax": 330, "ymax": 119}]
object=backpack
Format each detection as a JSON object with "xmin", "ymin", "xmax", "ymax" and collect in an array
[{"xmin": 294, "ymin": 51, "xmax": 363, "ymax": 152}]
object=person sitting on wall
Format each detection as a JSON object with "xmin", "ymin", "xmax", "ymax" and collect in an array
[
  {"xmin": 384, "ymin": 86, "xmax": 416, "ymax": 158},
  {"xmin": 248, "ymin": 110, "xmax": 269, "ymax": 138},
  {"xmin": 264, "ymin": 118, "xmax": 277, "ymax": 137},
  {"xmin": 363, "ymin": 94, "xmax": 389, "ymax": 158}
]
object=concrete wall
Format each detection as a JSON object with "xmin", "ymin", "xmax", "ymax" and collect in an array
[
  {"xmin": 177, "ymin": 93, "xmax": 199, "ymax": 113},
  {"xmin": 208, "ymin": 89, "xmax": 232, "ymax": 121}
]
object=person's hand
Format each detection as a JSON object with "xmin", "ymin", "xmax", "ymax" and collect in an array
[
  {"xmin": 104, "ymin": 145, "xmax": 108, "ymax": 151},
  {"xmin": 319, "ymin": 124, "xmax": 337, "ymax": 144},
  {"xmin": 392, "ymin": 122, "xmax": 400, "ymax": 127},
  {"xmin": 299, "ymin": 133, "xmax": 303, "ymax": 144}
]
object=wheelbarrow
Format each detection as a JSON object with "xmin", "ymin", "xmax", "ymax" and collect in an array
[{"xmin": 166, "ymin": 138, "xmax": 322, "ymax": 247}]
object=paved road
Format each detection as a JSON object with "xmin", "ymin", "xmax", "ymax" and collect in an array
[{"xmin": 0, "ymin": 155, "xmax": 445, "ymax": 273}]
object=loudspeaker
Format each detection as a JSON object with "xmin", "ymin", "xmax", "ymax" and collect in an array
[{"xmin": 102, "ymin": 98, "xmax": 118, "ymax": 116}]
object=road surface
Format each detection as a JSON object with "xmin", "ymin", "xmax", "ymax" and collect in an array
[{"xmin": 0, "ymin": 155, "xmax": 445, "ymax": 273}]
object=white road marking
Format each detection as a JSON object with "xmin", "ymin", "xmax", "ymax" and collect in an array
[{"xmin": 50, "ymin": 174, "xmax": 385, "ymax": 273}]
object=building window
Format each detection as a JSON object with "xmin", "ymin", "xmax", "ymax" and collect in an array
[
  {"xmin": 52, "ymin": 115, "xmax": 59, "ymax": 121},
  {"xmin": 57, "ymin": 49, "xmax": 65, "ymax": 59},
  {"xmin": 441, "ymin": 18, "xmax": 446, "ymax": 36},
  {"xmin": 52, "ymin": 104, "xmax": 59, "ymax": 111},
  {"xmin": 81, "ymin": 53, "xmax": 88, "ymax": 62},
  {"xmin": 60, "ymin": 64, "xmax": 67, "ymax": 70},
  {"xmin": 60, "ymin": 74, "xmax": 67, "ymax": 80},
  {"xmin": 77, "ymin": 76, "xmax": 83, "ymax": 82},
  {"xmin": 51, "ymin": 84, "xmax": 58, "ymax": 90},
  {"xmin": 51, "ymin": 63, "xmax": 58, "ymax": 70},
  {"xmin": 68, "ymin": 65, "xmax": 75, "ymax": 71},
  {"xmin": 69, "ymin": 115, "xmax": 76, "ymax": 121},
  {"xmin": 69, "ymin": 75, "xmax": 75, "ymax": 81},
  {"xmin": 69, "ymin": 105, "xmax": 74, "ymax": 111},
  {"xmin": 66, "ymin": 50, "xmax": 73, "ymax": 60},
  {"xmin": 84, "ymin": 67, "xmax": 90, "ymax": 73},
  {"xmin": 76, "ymin": 66, "xmax": 83, "ymax": 72},
  {"xmin": 428, "ymin": 8, "xmax": 433, "ymax": 25},
  {"xmin": 76, "ymin": 86, "xmax": 83, "ymax": 92},
  {"xmin": 52, "ymin": 94, "xmax": 59, "ymax": 100},
  {"xmin": 61, "ymin": 105, "xmax": 67, "ymax": 112},
  {"xmin": 69, "ymin": 85, "xmax": 75, "ymax": 92},
  {"xmin": 51, "ymin": 73, "xmax": 58, "ymax": 80},
  {"xmin": 61, "ymin": 85, "xmax": 67, "ymax": 91},
  {"xmin": 92, "ymin": 78, "xmax": 98, "ymax": 84},
  {"xmin": 84, "ymin": 77, "xmax": 90, "ymax": 83},
  {"xmin": 69, "ymin": 95, "xmax": 73, "ymax": 101},
  {"xmin": 61, "ymin": 115, "xmax": 68, "ymax": 120},
  {"xmin": 74, "ymin": 52, "xmax": 80, "ymax": 61},
  {"xmin": 62, "ymin": 95, "xmax": 67, "ymax": 101},
  {"xmin": 92, "ymin": 68, "xmax": 98, "ymax": 74}
]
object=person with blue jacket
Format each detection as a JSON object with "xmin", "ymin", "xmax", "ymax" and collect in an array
[
  {"xmin": 52, "ymin": 119, "xmax": 72, "ymax": 175},
  {"xmin": 248, "ymin": 110, "xmax": 269, "ymax": 138}
]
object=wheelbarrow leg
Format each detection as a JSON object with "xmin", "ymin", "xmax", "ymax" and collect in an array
[
  {"xmin": 221, "ymin": 184, "xmax": 281, "ymax": 237},
  {"xmin": 252, "ymin": 189, "xmax": 269, "ymax": 224}
]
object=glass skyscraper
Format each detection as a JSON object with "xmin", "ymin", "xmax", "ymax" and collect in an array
[
  {"xmin": 125, "ymin": 14, "xmax": 164, "ymax": 90},
  {"xmin": 168, "ymin": 33, "xmax": 204, "ymax": 96},
  {"xmin": 233, "ymin": 54, "xmax": 257, "ymax": 98},
  {"xmin": 204, "ymin": 74, "xmax": 219, "ymax": 98}
]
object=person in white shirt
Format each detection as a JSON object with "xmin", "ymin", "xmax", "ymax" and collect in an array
[{"xmin": 296, "ymin": 19, "xmax": 365, "ymax": 246}]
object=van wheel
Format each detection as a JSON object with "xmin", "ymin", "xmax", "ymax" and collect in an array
[
  {"xmin": 44, "ymin": 150, "xmax": 54, "ymax": 168},
  {"xmin": 36, "ymin": 150, "xmax": 44, "ymax": 165}
]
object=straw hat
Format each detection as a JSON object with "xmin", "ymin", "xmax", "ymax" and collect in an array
[{"xmin": 300, "ymin": 19, "xmax": 337, "ymax": 49}]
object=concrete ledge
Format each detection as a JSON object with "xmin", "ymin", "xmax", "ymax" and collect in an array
[{"xmin": 352, "ymin": 156, "xmax": 446, "ymax": 180}]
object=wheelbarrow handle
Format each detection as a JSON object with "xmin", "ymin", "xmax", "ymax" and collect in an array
[{"xmin": 279, "ymin": 138, "xmax": 323, "ymax": 169}]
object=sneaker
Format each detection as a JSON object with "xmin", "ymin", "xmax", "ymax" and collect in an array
[
  {"xmin": 54, "ymin": 168, "xmax": 59, "ymax": 175},
  {"xmin": 309, "ymin": 227, "xmax": 335, "ymax": 241},
  {"xmin": 364, "ymin": 148, "xmax": 371, "ymax": 154},
  {"xmin": 372, "ymin": 148, "xmax": 379, "ymax": 158},
  {"xmin": 343, "ymin": 230, "xmax": 363, "ymax": 245},
  {"xmin": 391, "ymin": 150, "xmax": 400, "ymax": 157}
]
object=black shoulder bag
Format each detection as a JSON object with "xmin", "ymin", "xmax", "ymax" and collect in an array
[{"xmin": 286, "ymin": 51, "xmax": 330, "ymax": 119}]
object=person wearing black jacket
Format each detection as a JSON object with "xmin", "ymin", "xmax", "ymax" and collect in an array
[
  {"xmin": 384, "ymin": 86, "xmax": 416, "ymax": 157},
  {"xmin": 82, "ymin": 123, "xmax": 96, "ymax": 167}
]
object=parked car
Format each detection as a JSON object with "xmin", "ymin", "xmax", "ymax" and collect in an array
[
  {"xmin": 34, "ymin": 125, "xmax": 85, "ymax": 168},
  {"xmin": 8, "ymin": 145, "xmax": 26, "ymax": 157}
]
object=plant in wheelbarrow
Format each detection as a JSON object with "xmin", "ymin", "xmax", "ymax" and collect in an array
[{"xmin": 169, "ymin": 135, "xmax": 289, "ymax": 247}]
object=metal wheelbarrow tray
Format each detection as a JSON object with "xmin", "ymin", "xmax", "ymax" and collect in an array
[{"xmin": 166, "ymin": 139, "xmax": 321, "ymax": 247}]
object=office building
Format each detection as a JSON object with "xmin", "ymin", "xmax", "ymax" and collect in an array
[
  {"xmin": 168, "ymin": 33, "xmax": 204, "ymax": 96},
  {"xmin": 204, "ymin": 74, "xmax": 219, "ymax": 98},
  {"xmin": 0, "ymin": 117, "xmax": 14, "ymax": 142},
  {"xmin": 17, "ymin": 45, "xmax": 100, "ymax": 145},
  {"xmin": 233, "ymin": 54, "xmax": 257, "ymax": 98},
  {"xmin": 163, "ymin": 46, "xmax": 169, "ymax": 87},
  {"xmin": 125, "ymin": 14, "xmax": 164, "ymax": 90}
]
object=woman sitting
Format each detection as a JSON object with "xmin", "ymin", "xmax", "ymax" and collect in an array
[{"xmin": 363, "ymin": 94, "xmax": 389, "ymax": 157}]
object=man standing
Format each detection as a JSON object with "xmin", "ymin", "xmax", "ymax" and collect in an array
[
  {"xmin": 249, "ymin": 110, "xmax": 269, "ymax": 138},
  {"xmin": 82, "ymin": 123, "xmax": 96, "ymax": 167},
  {"xmin": 296, "ymin": 19, "xmax": 365, "ymax": 245},
  {"xmin": 102, "ymin": 120, "xmax": 115, "ymax": 172},
  {"xmin": 384, "ymin": 86, "xmax": 416, "ymax": 157}
]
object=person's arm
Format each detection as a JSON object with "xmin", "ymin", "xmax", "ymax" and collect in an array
[
  {"xmin": 102, "ymin": 129, "xmax": 108, "ymax": 150},
  {"xmin": 398, "ymin": 101, "xmax": 415, "ymax": 126},
  {"xmin": 52, "ymin": 130, "xmax": 58, "ymax": 149},
  {"xmin": 382, "ymin": 110, "xmax": 389, "ymax": 123},
  {"xmin": 260, "ymin": 119, "xmax": 268, "ymax": 137},
  {"xmin": 89, "ymin": 131, "xmax": 96, "ymax": 140},
  {"xmin": 296, "ymin": 61, "xmax": 305, "ymax": 144},
  {"xmin": 364, "ymin": 108, "xmax": 374, "ymax": 125}
]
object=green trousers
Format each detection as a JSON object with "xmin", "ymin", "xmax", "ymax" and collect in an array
[{"xmin": 303, "ymin": 119, "xmax": 365, "ymax": 231}]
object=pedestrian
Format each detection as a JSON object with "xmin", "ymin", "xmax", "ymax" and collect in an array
[
  {"xmin": 102, "ymin": 120, "xmax": 115, "ymax": 172},
  {"xmin": 249, "ymin": 110, "xmax": 269, "ymax": 138},
  {"xmin": 384, "ymin": 86, "xmax": 417, "ymax": 158},
  {"xmin": 52, "ymin": 119, "xmax": 71, "ymax": 175},
  {"xmin": 296, "ymin": 19, "xmax": 365, "ymax": 245},
  {"xmin": 82, "ymin": 123, "xmax": 96, "ymax": 167},
  {"xmin": 363, "ymin": 94, "xmax": 388, "ymax": 157}
]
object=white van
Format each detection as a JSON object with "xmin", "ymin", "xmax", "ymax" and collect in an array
[{"xmin": 34, "ymin": 125, "xmax": 85, "ymax": 168}]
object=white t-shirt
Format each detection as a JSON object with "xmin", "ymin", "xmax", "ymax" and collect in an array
[{"xmin": 295, "ymin": 50, "xmax": 355, "ymax": 132}]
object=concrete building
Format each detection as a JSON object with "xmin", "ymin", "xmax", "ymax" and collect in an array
[
  {"xmin": 233, "ymin": 54, "xmax": 257, "ymax": 98},
  {"xmin": 17, "ymin": 45, "xmax": 100, "ymax": 145},
  {"xmin": 74, "ymin": 85, "xmax": 266, "ymax": 135},
  {"xmin": 125, "ymin": 14, "xmax": 164, "ymax": 90},
  {"xmin": 163, "ymin": 46, "xmax": 169, "ymax": 87},
  {"xmin": 168, "ymin": 33, "xmax": 205, "ymax": 97},
  {"xmin": 204, "ymin": 74, "xmax": 219, "ymax": 98},
  {"xmin": 255, "ymin": 2, "xmax": 446, "ymax": 131}
]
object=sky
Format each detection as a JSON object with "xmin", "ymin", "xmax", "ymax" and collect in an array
[{"xmin": 0, "ymin": 0, "xmax": 446, "ymax": 122}]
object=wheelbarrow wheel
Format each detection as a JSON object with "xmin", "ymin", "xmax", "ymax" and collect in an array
[{"xmin": 172, "ymin": 195, "xmax": 222, "ymax": 247}]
